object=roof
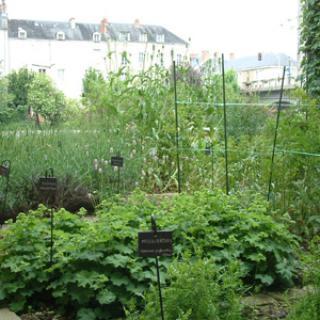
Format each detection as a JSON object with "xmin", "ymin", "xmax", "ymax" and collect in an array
[
  {"xmin": 225, "ymin": 53, "xmax": 297, "ymax": 71},
  {"xmin": 7, "ymin": 19, "xmax": 188, "ymax": 45}
]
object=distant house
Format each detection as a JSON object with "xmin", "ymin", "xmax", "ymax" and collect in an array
[
  {"xmin": 224, "ymin": 53, "xmax": 299, "ymax": 93},
  {"xmin": 0, "ymin": 1, "xmax": 189, "ymax": 97}
]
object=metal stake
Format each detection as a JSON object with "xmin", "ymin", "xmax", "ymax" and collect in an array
[
  {"xmin": 156, "ymin": 255, "xmax": 165, "ymax": 320},
  {"xmin": 267, "ymin": 66, "xmax": 286, "ymax": 201},
  {"xmin": 117, "ymin": 168, "xmax": 121, "ymax": 194},
  {"xmin": 211, "ymin": 144, "xmax": 214, "ymax": 190},
  {"xmin": 50, "ymin": 207, "xmax": 54, "ymax": 265},
  {"xmin": 221, "ymin": 54, "xmax": 230, "ymax": 195},
  {"xmin": 173, "ymin": 61, "xmax": 182, "ymax": 193},
  {"xmin": 1, "ymin": 160, "xmax": 11, "ymax": 216},
  {"xmin": 151, "ymin": 216, "xmax": 165, "ymax": 320}
]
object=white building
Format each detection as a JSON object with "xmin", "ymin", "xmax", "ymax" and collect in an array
[
  {"xmin": 0, "ymin": 1, "xmax": 189, "ymax": 98},
  {"xmin": 224, "ymin": 53, "xmax": 299, "ymax": 93}
]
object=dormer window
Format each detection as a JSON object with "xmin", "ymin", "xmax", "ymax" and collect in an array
[
  {"xmin": 119, "ymin": 32, "xmax": 130, "ymax": 42},
  {"xmin": 18, "ymin": 28, "xmax": 27, "ymax": 39},
  {"xmin": 56, "ymin": 31, "xmax": 65, "ymax": 41},
  {"xmin": 156, "ymin": 34, "xmax": 165, "ymax": 43},
  {"xmin": 93, "ymin": 32, "xmax": 101, "ymax": 43},
  {"xmin": 139, "ymin": 33, "xmax": 148, "ymax": 42}
]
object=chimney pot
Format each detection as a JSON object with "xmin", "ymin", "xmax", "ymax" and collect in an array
[
  {"xmin": 0, "ymin": 0, "xmax": 7, "ymax": 14},
  {"xmin": 100, "ymin": 17, "xmax": 108, "ymax": 33},
  {"xmin": 134, "ymin": 18, "xmax": 141, "ymax": 28}
]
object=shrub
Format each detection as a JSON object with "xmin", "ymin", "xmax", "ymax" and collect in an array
[
  {"xmin": 287, "ymin": 236, "xmax": 320, "ymax": 320},
  {"xmin": 140, "ymin": 258, "xmax": 243, "ymax": 320},
  {"xmin": 0, "ymin": 190, "xmax": 299, "ymax": 318}
]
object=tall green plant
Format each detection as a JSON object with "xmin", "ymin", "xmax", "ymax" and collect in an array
[{"xmin": 300, "ymin": 0, "xmax": 320, "ymax": 96}]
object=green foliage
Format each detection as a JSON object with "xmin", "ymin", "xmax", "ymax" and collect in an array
[
  {"xmin": 7, "ymin": 68, "xmax": 35, "ymax": 109},
  {"xmin": 82, "ymin": 68, "xmax": 107, "ymax": 111},
  {"xmin": 27, "ymin": 73, "xmax": 66, "ymax": 124},
  {"xmin": 0, "ymin": 63, "xmax": 319, "ymax": 241},
  {"xmin": 0, "ymin": 76, "xmax": 14, "ymax": 122},
  {"xmin": 140, "ymin": 259, "xmax": 243, "ymax": 320},
  {"xmin": 300, "ymin": 0, "xmax": 320, "ymax": 96},
  {"xmin": 0, "ymin": 191, "xmax": 299, "ymax": 318},
  {"xmin": 287, "ymin": 236, "xmax": 320, "ymax": 320}
]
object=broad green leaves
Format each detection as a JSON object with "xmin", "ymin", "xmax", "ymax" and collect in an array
[{"xmin": 0, "ymin": 190, "xmax": 299, "ymax": 318}]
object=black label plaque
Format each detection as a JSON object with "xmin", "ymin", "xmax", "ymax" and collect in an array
[
  {"xmin": 111, "ymin": 156, "xmax": 124, "ymax": 167},
  {"xmin": 38, "ymin": 177, "xmax": 58, "ymax": 192},
  {"xmin": 138, "ymin": 231, "xmax": 173, "ymax": 257},
  {"xmin": 0, "ymin": 165, "xmax": 9, "ymax": 177}
]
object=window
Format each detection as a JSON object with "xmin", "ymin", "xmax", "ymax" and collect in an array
[
  {"xmin": 177, "ymin": 54, "xmax": 182, "ymax": 64},
  {"xmin": 93, "ymin": 32, "xmax": 101, "ymax": 43},
  {"xmin": 119, "ymin": 32, "xmax": 130, "ymax": 42},
  {"xmin": 38, "ymin": 69, "xmax": 46, "ymax": 74},
  {"xmin": 160, "ymin": 53, "xmax": 164, "ymax": 66},
  {"xmin": 139, "ymin": 52, "xmax": 145, "ymax": 63},
  {"xmin": 139, "ymin": 33, "xmax": 148, "ymax": 42},
  {"xmin": 18, "ymin": 28, "xmax": 27, "ymax": 39},
  {"xmin": 57, "ymin": 69, "xmax": 65, "ymax": 81},
  {"xmin": 156, "ymin": 34, "xmax": 165, "ymax": 43},
  {"xmin": 56, "ymin": 31, "xmax": 65, "ymax": 41}
]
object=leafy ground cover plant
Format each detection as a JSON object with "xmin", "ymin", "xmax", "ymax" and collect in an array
[
  {"xmin": 0, "ymin": 190, "xmax": 299, "ymax": 318},
  {"xmin": 110, "ymin": 189, "xmax": 300, "ymax": 289}
]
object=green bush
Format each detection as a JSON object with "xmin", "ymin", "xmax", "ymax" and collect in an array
[
  {"xmin": 110, "ymin": 189, "xmax": 299, "ymax": 289},
  {"xmin": 0, "ymin": 190, "xmax": 299, "ymax": 318},
  {"xmin": 287, "ymin": 236, "xmax": 320, "ymax": 320},
  {"xmin": 139, "ymin": 259, "xmax": 243, "ymax": 320}
]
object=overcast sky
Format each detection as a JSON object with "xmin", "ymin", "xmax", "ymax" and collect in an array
[{"xmin": 6, "ymin": 0, "xmax": 300, "ymax": 59}]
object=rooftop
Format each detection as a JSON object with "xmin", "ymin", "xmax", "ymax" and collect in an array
[
  {"xmin": 225, "ymin": 53, "xmax": 297, "ymax": 71},
  {"xmin": 6, "ymin": 18, "xmax": 188, "ymax": 45}
]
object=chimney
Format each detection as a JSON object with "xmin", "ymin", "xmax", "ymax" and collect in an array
[
  {"xmin": 229, "ymin": 52, "xmax": 235, "ymax": 60},
  {"xmin": 1, "ymin": 0, "xmax": 6, "ymax": 13},
  {"xmin": 134, "ymin": 18, "xmax": 141, "ymax": 28},
  {"xmin": 100, "ymin": 17, "xmax": 108, "ymax": 33},
  {"xmin": 0, "ymin": 0, "xmax": 7, "ymax": 14},
  {"xmin": 201, "ymin": 50, "xmax": 210, "ymax": 63},
  {"xmin": 69, "ymin": 17, "xmax": 76, "ymax": 29}
]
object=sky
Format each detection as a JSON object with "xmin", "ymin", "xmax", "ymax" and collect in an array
[{"xmin": 5, "ymin": 0, "xmax": 300, "ymax": 60}]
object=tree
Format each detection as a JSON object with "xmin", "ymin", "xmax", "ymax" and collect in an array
[
  {"xmin": 7, "ymin": 68, "xmax": 35, "ymax": 109},
  {"xmin": 82, "ymin": 68, "xmax": 108, "ymax": 113},
  {"xmin": 27, "ymin": 73, "xmax": 66, "ymax": 125},
  {"xmin": 0, "ymin": 77, "xmax": 14, "ymax": 122},
  {"xmin": 300, "ymin": 0, "xmax": 320, "ymax": 96}
]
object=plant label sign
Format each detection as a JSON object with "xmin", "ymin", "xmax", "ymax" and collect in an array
[
  {"xmin": 111, "ymin": 156, "xmax": 124, "ymax": 167},
  {"xmin": 138, "ymin": 231, "xmax": 173, "ymax": 257},
  {"xmin": 38, "ymin": 177, "xmax": 58, "ymax": 192},
  {"xmin": 0, "ymin": 165, "xmax": 10, "ymax": 177}
]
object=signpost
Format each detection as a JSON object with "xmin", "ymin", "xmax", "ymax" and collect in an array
[
  {"xmin": 38, "ymin": 168, "xmax": 57, "ymax": 266},
  {"xmin": 111, "ymin": 156, "xmax": 124, "ymax": 167},
  {"xmin": 204, "ymin": 143, "xmax": 214, "ymax": 189},
  {"xmin": 0, "ymin": 160, "xmax": 11, "ymax": 216},
  {"xmin": 138, "ymin": 216, "xmax": 173, "ymax": 320},
  {"xmin": 111, "ymin": 155, "xmax": 124, "ymax": 193}
]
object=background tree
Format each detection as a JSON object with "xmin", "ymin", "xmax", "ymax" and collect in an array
[
  {"xmin": 7, "ymin": 68, "xmax": 35, "ymax": 109},
  {"xmin": 300, "ymin": 0, "xmax": 320, "ymax": 97},
  {"xmin": 27, "ymin": 73, "xmax": 66, "ymax": 125},
  {"xmin": 0, "ymin": 77, "xmax": 14, "ymax": 122}
]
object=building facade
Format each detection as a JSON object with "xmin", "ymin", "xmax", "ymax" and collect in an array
[
  {"xmin": 224, "ymin": 53, "xmax": 298, "ymax": 93},
  {"xmin": 0, "ymin": 1, "xmax": 189, "ymax": 97}
]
